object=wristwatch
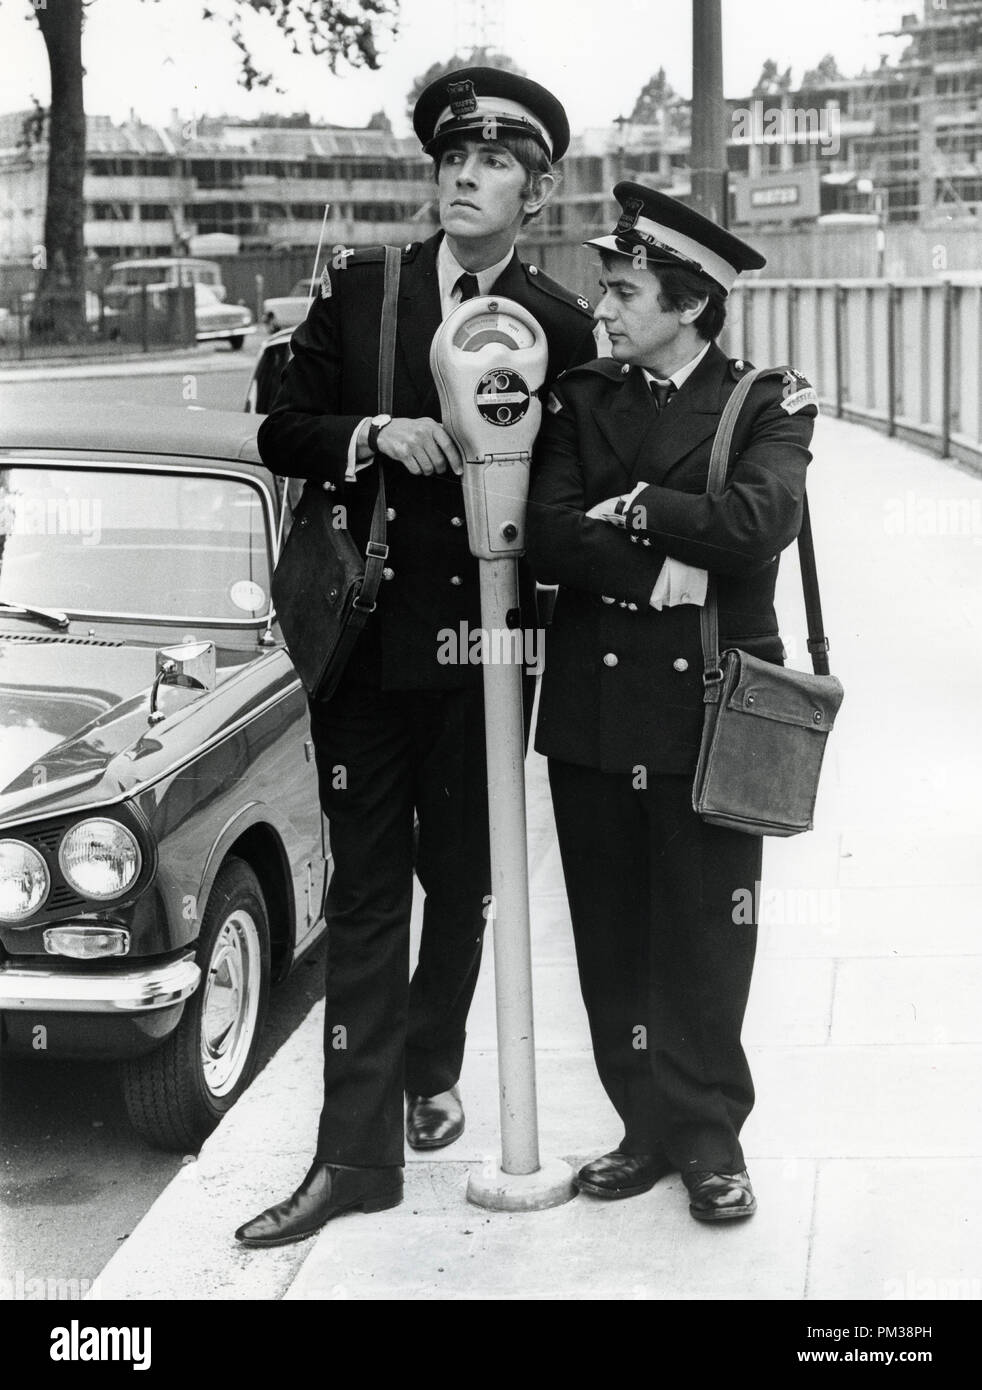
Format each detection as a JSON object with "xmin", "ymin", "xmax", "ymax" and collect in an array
[{"xmin": 367, "ymin": 413, "xmax": 392, "ymax": 453}]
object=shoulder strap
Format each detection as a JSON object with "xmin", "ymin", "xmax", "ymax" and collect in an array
[
  {"xmin": 353, "ymin": 245, "xmax": 401, "ymax": 616},
  {"xmin": 698, "ymin": 367, "xmax": 832, "ymax": 684}
]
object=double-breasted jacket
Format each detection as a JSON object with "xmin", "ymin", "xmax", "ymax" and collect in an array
[{"xmin": 527, "ymin": 342, "xmax": 818, "ymax": 772}]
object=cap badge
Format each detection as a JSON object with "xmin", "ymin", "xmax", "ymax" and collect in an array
[
  {"xmin": 615, "ymin": 196, "xmax": 644, "ymax": 235},
  {"xmin": 447, "ymin": 79, "xmax": 478, "ymax": 117}
]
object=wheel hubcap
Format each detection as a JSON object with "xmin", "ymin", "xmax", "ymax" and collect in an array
[{"xmin": 200, "ymin": 908, "xmax": 261, "ymax": 1098}]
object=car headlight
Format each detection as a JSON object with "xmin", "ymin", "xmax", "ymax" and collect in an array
[
  {"xmin": 0, "ymin": 839, "xmax": 50, "ymax": 922},
  {"xmin": 58, "ymin": 819, "xmax": 142, "ymax": 900}
]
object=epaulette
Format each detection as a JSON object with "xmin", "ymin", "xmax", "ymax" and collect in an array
[
  {"xmin": 521, "ymin": 262, "xmax": 593, "ymax": 318},
  {"xmin": 340, "ymin": 242, "xmax": 422, "ymax": 267},
  {"xmin": 742, "ymin": 363, "xmax": 818, "ymax": 414},
  {"xmin": 559, "ymin": 358, "xmax": 630, "ymax": 382}
]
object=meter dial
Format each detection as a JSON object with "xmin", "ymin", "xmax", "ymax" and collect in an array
[{"xmin": 450, "ymin": 307, "xmax": 537, "ymax": 353}]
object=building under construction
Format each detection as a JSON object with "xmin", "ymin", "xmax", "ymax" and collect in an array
[{"xmin": 1, "ymin": 1, "xmax": 980, "ymax": 272}]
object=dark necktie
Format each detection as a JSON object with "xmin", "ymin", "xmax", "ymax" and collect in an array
[
  {"xmin": 454, "ymin": 272, "xmax": 480, "ymax": 302},
  {"xmin": 649, "ymin": 378, "xmax": 677, "ymax": 412}
]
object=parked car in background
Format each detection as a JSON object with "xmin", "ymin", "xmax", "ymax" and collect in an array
[
  {"xmin": 104, "ymin": 258, "xmax": 253, "ymax": 349},
  {"xmin": 0, "ymin": 405, "xmax": 329, "ymax": 1150},
  {"xmin": 104, "ymin": 257, "xmax": 227, "ymax": 302},
  {"xmin": 261, "ymin": 278, "xmax": 316, "ymax": 334},
  {"xmin": 192, "ymin": 283, "xmax": 253, "ymax": 350},
  {"xmin": 244, "ymin": 326, "xmax": 293, "ymax": 413}
]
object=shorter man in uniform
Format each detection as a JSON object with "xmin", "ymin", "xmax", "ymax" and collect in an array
[{"xmin": 527, "ymin": 183, "xmax": 818, "ymax": 1222}]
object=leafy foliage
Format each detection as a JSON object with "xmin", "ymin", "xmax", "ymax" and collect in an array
[{"xmin": 405, "ymin": 48, "xmax": 526, "ymax": 124}]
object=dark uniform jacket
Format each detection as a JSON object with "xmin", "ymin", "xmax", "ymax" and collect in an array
[
  {"xmin": 257, "ymin": 231, "xmax": 595, "ymax": 690},
  {"xmin": 527, "ymin": 342, "xmax": 818, "ymax": 773}
]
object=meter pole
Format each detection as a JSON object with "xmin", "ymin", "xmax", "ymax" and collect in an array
[
  {"xmin": 479, "ymin": 555, "xmax": 538, "ymax": 1174},
  {"xmin": 465, "ymin": 522, "xmax": 574, "ymax": 1212}
]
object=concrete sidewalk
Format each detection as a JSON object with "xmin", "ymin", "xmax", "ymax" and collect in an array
[{"xmin": 92, "ymin": 414, "xmax": 982, "ymax": 1301}]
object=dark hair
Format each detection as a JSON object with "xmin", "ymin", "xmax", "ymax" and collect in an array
[
  {"xmin": 651, "ymin": 264, "xmax": 727, "ymax": 341},
  {"xmin": 431, "ymin": 132, "xmax": 556, "ymax": 226}
]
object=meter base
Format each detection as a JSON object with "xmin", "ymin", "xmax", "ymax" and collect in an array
[{"xmin": 466, "ymin": 1157, "xmax": 575, "ymax": 1212}]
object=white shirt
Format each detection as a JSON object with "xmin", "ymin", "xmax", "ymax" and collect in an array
[
  {"xmin": 343, "ymin": 239, "xmax": 515, "ymax": 481},
  {"xmin": 436, "ymin": 236, "xmax": 514, "ymax": 319}
]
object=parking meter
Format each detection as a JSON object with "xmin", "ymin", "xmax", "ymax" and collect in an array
[
  {"xmin": 428, "ymin": 295, "xmax": 573, "ymax": 1211},
  {"xmin": 430, "ymin": 296, "xmax": 548, "ymax": 559}
]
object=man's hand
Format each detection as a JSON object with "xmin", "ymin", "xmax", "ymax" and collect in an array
[
  {"xmin": 586, "ymin": 495, "xmax": 627, "ymax": 525},
  {"xmin": 376, "ymin": 418, "xmax": 463, "ymax": 477}
]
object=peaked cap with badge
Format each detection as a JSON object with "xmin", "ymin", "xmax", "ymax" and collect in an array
[
  {"xmin": 586, "ymin": 181, "xmax": 766, "ymax": 294},
  {"xmin": 413, "ymin": 65, "xmax": 571, "ymax": 162}
]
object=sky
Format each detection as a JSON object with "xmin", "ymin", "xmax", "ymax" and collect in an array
[{"xmin": 0, "ymin": 0, "xmax": 916, "ymax": 136}]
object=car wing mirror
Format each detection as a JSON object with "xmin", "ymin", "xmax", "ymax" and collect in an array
[{"xmin": 148, "ymin": 640, "xmax": 216, "ymax": 724}]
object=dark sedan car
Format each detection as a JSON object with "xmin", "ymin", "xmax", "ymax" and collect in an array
[{"xmin": 0, "ymin": 406, "xmax": 329, "ymax": 1150}]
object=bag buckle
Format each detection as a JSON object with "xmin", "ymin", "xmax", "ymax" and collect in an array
[
  {"xmin": 366, "ymin": 541, "xmax": 389, "ymax": 561},
  {"xmin": 807, "ymin": 636, "xmax": 830, "ymax": 654}
]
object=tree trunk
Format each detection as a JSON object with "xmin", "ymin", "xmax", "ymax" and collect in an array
[{"xmin": 31, "ymin": 0, "xmax": 87, "ymax": 344}]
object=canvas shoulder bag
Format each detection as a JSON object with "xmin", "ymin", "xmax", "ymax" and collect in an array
[
  {"xmin": 691, "ymin": 367, "xmax": 845, "ymax": 836},
  {"xmin": 271, "ymin": 244, "xmax": 400, "ymax": 701}
]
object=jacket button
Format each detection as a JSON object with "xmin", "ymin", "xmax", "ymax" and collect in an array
[
  {"xmin": 450, "ymin": 575, "xmax": 462, "ymax": 586},
  {"xmin": 385, "ymin": 507, "xmax": 397, "ymax": 522},
  {"xmin": 627, "ymin": 602, "xmax": 638, "ymax": 612},
  {"xmin": 450, "ymin": 515, "xmax": 464, "ymax": 527},
  {"xmin": 601, "ymin": 595, "xmax": 615, "ymax": 604},
  {"xmin": 673, "ymin": 658, "xmax": 689, "ymax": 672},
  {"xmin": 382, "ymin": 567, "xmax": 394, "ymax": 581},
  {"xmin": 528, "ymin": 265, "xmax": 538, "ymax": 275},
  {"xmin": 603, "ymin": 653, "xmax": 618, "ymax": 667}
]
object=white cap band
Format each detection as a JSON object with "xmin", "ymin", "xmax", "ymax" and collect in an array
[
  {"xmin": 433, "ymin": 95, "xmax": 552, "ymax": 157},
  {"xmin": 588, "ymin": 214, "xmax": 738, "ymax": 292}
]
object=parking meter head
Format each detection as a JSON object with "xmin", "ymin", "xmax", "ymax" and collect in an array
[{"xmin": 429, "ymin": 296, "xmax": 548, "ymax": 559}]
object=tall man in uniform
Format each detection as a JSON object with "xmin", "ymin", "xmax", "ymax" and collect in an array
[
  {"xmin": 527, "ymin": 184, "xmax": 818, "ymax": 1223},
  {"xmin": 236, "ymin": 68, "xmax": 595, "ymax": 1247}
]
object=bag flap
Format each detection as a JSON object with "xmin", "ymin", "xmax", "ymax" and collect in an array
[{"xmin": 723, "ymin": 649, "xmax": 844, "ymax": 730}]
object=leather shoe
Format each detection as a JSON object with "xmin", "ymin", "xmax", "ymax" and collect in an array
[
  {"xmin": 406, "ymin": 1085, "xmax": 464, "ymax": 1150},
  {"xmin": 682, "ymin": 1169, "xmax": 757, "ymax": 1222},
  {"xmin": 575, "ymin": 1148, "xmax": 675, "ymax": 1199},
  {"xmin": 234, "ymin": 1161, "xmax": 403, "ymax": 1248}
]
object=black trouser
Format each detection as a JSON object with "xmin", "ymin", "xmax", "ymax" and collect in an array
[
  {"xmin": 307, "ymin": 673, "xmax": 531, "ymax": 1167},
  {"xmin": 548, "ymin": 759, "xmax": 760, "ymax": 1174}
]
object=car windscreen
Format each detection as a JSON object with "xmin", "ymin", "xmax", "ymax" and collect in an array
[
  {"xmin": 109, "ymin": 266, "xmax": 167, "ymax": 288},
  {"xmin": 0, "ymin": 464, "xmax": 272, "ymax": 623}
]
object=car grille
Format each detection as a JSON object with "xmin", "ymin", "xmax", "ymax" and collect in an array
[
  {"xmin": 0, "ymin": 634, "xmax": 124, "ymax": 647},
  {"xmin": 3, "ymin": 823, "xmax": 85, "ymax": 920}
]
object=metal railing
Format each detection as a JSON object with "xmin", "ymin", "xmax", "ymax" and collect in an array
[
  {"xmin": 727, "ymin": 275, "xmax": 982, "ymax": 472},
  {"xmin": 0, "ymin": 284, "xmax": 196, "ymax": 361}
]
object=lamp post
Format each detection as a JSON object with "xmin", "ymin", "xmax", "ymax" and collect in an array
[{"xmin": 691, "ymin": 0, "xmax": 728, "ymax": 224}]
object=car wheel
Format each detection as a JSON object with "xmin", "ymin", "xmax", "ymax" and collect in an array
[
  {"xmin": 121, "ymin": 857, "xmax": 271, "ymax": 1151},
  {"xmin": 228, "ymin": 335, "xmax": 245, "ymax": 351}
]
